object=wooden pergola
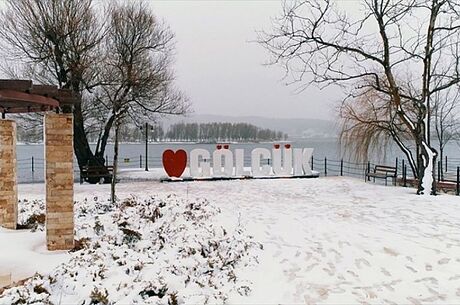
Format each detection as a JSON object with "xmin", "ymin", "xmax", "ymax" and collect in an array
[
  {"xmin": 0, "ymin": 79, "xmax": 77, "ymax": 251},
  {"xmin": 0, "ymin": 79, "xmax": 76, "ymax": 116}
]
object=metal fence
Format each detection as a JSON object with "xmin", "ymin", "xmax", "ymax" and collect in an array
[
  {"xmin": 16, "ymin": 154, "xmax": 460, "ymax": 195},
  {"xmin": 311, "ymin": 156, "xmax": 460, "ymax": 195}
]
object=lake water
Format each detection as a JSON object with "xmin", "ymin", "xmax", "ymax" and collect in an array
[{"xmin": 15, "ymin": 138, "xmax": 460, "ymax": 183}]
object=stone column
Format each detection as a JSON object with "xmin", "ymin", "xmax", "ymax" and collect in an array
[
  {"xmin": 44, "ymin": 113, "xmax": 74, "ymax": 250},
  {"xmin": 0, "ymin": 119, "xmax": 17, "ymax": 229},
  {"xmin": 0, "ymin": 273, "xmax": 11, "ymax": 289}
]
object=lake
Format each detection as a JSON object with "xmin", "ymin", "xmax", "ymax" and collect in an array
[{"xmin": 15, "ymin": 138, "xmax": 460, "ymax": 183}]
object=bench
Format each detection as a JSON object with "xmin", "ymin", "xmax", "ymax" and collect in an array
[
  {"xmin": 80, "ymin": 165, "xmax": 113, "ymax": 184},
  {"xmin": 366, "ymin": 165, "xmax": 397, "ymax": 186}
]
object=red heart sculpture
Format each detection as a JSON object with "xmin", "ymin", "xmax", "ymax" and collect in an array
[
  {"xmin": 274, "ymin": 144, "xmax": 280, "ymax": 149},
  {"xmin": 223, "ymin": 144, "xmax": 229, "ymax": 149},
  {"xmin": 284, "ymin": 144, "xmax": 291, "ymax": 149},
  {"xmin": 216, "ymin": 145, "xmax": 222, "ymax": 150},
  {"xmin": 162, "ymin": 149, "xmax": 187, "ymax": 178}
]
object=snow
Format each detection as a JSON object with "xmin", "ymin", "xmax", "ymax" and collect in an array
[{"xmin": 2, "ymin": 175, "xmax": 460, "ymax": 304}]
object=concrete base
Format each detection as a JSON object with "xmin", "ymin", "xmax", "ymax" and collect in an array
[{"xmin": 160, "ymin": 173, "xmax": 320, "ymax": 183}]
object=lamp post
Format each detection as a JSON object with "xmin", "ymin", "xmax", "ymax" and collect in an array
[
  {"xmin": 140, "ymin": 122, "xmax": 153, "ymax": 171},
  {"xmin": 144, "ymin": 122, "xmax": 149, "ymax": 171}
]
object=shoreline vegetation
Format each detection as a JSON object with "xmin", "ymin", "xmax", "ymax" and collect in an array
[
  {"xmin": 16, "ymin": 137, "xmax": 339, "ymax": 146},
  {"xmin": 16, "ymin": 122, "xmax": 291, "ymax": 145}
]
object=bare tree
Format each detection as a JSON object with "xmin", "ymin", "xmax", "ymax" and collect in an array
[
  {"xmin": 0, "ymin": 0, "xmax": 105, "ymax": 169},
  {"xmin": 339, "ymin": 90, "xmax": 414, "ymax": 175},
  {"xmin": 339, "ymin": 76, "xmax": 421, "ymax": 178},
  {"xmin": 0, "ymin": 0, "xmax": 189, "ymax": 181},
  {"xmin": 432, "ymin": 86, "xmax": 460, "ymax": 178},
  {"xmin": 260, "ymin": 0, "xmax": 460, "ymax": 194},
  {"xmin": 94, "ymin": 2, "xmax": 189, "ymax": 203}
]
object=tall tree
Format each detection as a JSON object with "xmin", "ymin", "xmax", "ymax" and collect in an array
[
  {"xmin": 94, "ymin": 2, "xmax": 188, "ymax": 202},
  {"xmin": 339, "ymin": 80, "xmax": 419, "ymax": 177},
  {"xmin": 260, "ymin": 0, "xmax": 460, "ymax": 194},
  {"xmin": 0, "ymin": 0, "xmax": 104, "ymax": 169},
  {"xmin": 0, "ymin": 0, "xmax": 189, "ymax": 173}
]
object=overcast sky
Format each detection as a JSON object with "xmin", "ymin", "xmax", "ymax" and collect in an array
[{"xmin": 150, "ymin": 1, "xmax": 342, "ymax": 120}]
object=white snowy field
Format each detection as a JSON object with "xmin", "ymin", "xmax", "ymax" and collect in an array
[{"xmin": 2, "ymin": 175, "xmax": 460, "ymax": 304}]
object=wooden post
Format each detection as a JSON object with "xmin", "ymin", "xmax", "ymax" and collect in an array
[
  {"xmin": 311, "ymin": 155, "xmax": 314, "ymax": 170},
  {"xmin": 437, "ymin": 160, "xmax": 441, "ymax": 182},
  {"xmin": 145, "ymin": 122, "xmax": 149, "ymax": 172},
  {"xmin": 367, "ymin": 161, "xmax": 370, "ymax": 181},
  {"xmin": 140, "ymin": 154, "xmax": 142, "ymax": 168},
  {"xmin": 340, "ymin": 159, "xmax": 343, "ymax": 176},
  {"xmin": 401, "ymin": 159, "xmax": 405, "ymax": 186},
  {"xmin": 456, "ymin": 167, "xmax": 459, "ymax": 196},
  {"xmin": 403, "ymin": 164, "xmax": 407, "ymax": 187},
  {"xmin": 324, "ymin": 157, "xmax": 327, "ymax": 176}
]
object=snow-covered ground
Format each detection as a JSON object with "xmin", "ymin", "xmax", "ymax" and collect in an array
[{"xmin": 2, "ymin": 176, "xmax": 460, "ymax": 304}]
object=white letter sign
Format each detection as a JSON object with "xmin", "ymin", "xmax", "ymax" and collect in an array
[
  {"xmin": 163, "ymin": 144, "xmax": 317, "ymax": 180},
  {"xmin": 251, "ymin": 148, "xmax": 271, "ymax": 176},
  {"xmin": 190, "ymin": 149, "xmax": 211, "ymax": 177}
]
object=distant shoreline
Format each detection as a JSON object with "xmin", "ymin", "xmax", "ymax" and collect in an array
[{"xmin": 17, "ymin": 137, "xmax": 339, "ymax": 146}]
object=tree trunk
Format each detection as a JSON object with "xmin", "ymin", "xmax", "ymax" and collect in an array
[
  {"xmin": 439, "ymin": 147, "xmax": 444, "ymax": 181},
  {"xmin": 417, "ymin": 140, "xmax": 438, "ymax": 195},
  {"xmin": 73, "ymin": 102, "xmax": 101, "ymax": 169},
  {"xmin": 391, "ymin": 132, "xmax": 418, "ymax": 179},
  {"xmin": 111, "ymin": 120, "xmax": 120, "ymax": 204},
  {"xmin": 95, "ymin": 114, "xmax": 116, "ymax": 160}
]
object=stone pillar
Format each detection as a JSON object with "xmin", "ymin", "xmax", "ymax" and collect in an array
[
  {"xmin": 0, "ymin": 119, "xmax": 17, "ymax": 229},
  {"xmin": 0, "ymin": 273, "xmax": 11, "ymax": 289},
  {"xmin": 44, "ymin": 113, "xmax": 74, "ymax": 250}
]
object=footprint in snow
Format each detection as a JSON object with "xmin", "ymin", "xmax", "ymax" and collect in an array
[
  {"xmin": 305, "ymin": 262, "xmax": 319, "ymax": 272},
  {"xmin": 382, "ymin": 298, "xmax": 398, "ymax": 305},
  {"xmin": 406, "ymin": 296, "xmax": 423, "ymax": 305},
  {"xmin": 414, "ymin": 277, "xmax": 438, "ymax": 285},
  {"xmin": 383, "ymin": 247, "xmax": 399, "ymax": 256},
  {"xmin": 363, "ymin": 249, "xmax": 373, "ymax": 256},
  {"xmin": 380, "ymin": 267, "xmax": 392, "ymax": 277},
  {"xmin": 346, "ymin": 270, "xmax": 359, "ymax": 278},
  {"xmin": 438, "ymin": 257, "xmax": 450, "ymax": 265},
  {"xmin": 355, "ymin": 258, "xmax": 371, "ymax": 269},
  {"xmin": 405, "ymin": 265, "xmax": 418, "ymax": 273},
  {"xmin": 322, "ymin": 267, "xmax": 334, "ymax": 276}
]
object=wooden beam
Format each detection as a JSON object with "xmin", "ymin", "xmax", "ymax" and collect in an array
[{"xmin": 0, "ymin": 79, "xmax": 32, "ymax": 91}]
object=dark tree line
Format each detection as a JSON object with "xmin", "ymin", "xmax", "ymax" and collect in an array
[
  {"xmin": 164, "ymin": 122, "xmax": 287, "ymax": 142},
  {"xmin": 15, "ymin": 121, "xmax": 287, "ymax": 143}
]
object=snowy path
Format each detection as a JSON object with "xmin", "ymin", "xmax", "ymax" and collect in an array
[{"xmin": 7, "ymin": 177, "xmax": 460, "ymax": 304}]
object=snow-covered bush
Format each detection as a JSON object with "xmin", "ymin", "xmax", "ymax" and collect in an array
[
  {"xmin": 1, "ymin": 195, "xmax": 261, "ymax": 304},
  {"xmin": 17, "ymin": 199, "xmax": 45, "ymax": 231}
]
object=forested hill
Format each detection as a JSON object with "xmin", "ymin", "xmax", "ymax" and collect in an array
[
  {"xmin": 164, "ymin": 122, "xmax": 287, "ymax": 142},
  {"xmin": 160, "ymin": 114, "xmax": 337, "ymax": 139},
  {"xmin": 16, "ymin": 121, "xmax": 286, "ymax": 143}
]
